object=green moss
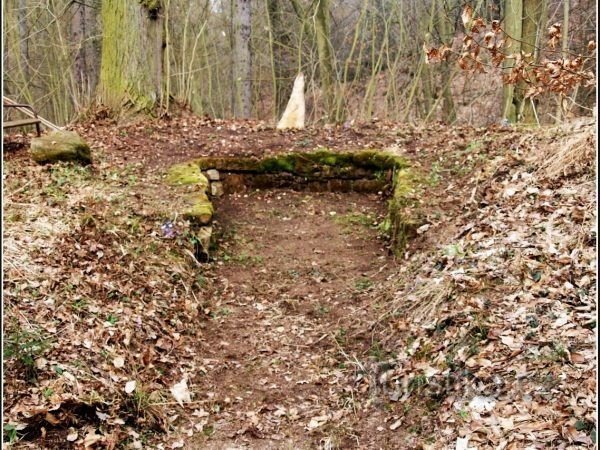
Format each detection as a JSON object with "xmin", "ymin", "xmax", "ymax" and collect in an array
[
  {"xmin": 98, "ymin": 0, "xmax": 162, "ymax": 113},
  {"xmin": 259, "ymin": 156, "xmax": 296, "ymax": 173},
  {"xmin": 166, "ymin": 163, "xmax": 208, "ymax": 187},
  {"xmin": 194, "ymin": 157, "xmax": 261, "ymax": 172},
  {"xmin": 183, "ymin": 193, "xmax": 213, "ymax": 225},
  {"xmin": 30, "ymin": 131, "xmax": 91, "ymax": 165},
  {"xmin": 386, "ymin": 168, "xmax": 424, "ymax": 254},
  {"xmin": 190, "ymin": 150, "xmax": 406, "ymax": 185},
  {"xmin": 194, "ymin": 149, "xmax": 407, "ymax": 177},
  {"xmin": 139, "ymin": 0, "xmax": 160, "ymax": 11},
  {"xmin": 312, "ymin": 150, "xmax": 338, "ymax": 166}
]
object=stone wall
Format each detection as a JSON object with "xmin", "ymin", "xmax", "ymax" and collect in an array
[{"xmin": 165, "ymin": 149, "xmax": 423, "ymax": 261}]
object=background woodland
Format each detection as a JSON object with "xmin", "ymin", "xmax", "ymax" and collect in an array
[{"xmin": 2, "ymin": 0, "xmax": 597, "ymax": 127}]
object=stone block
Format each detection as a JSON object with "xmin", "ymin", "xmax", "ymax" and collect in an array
[
  {"xmin": 183, "ymin": 192, "xmax": 213, "ymax": 225},
  {"xmin": 205, "ymin": 169, "xmax": 220, "ymax": 181},
  {"xmin": 30, "ymin": 131, "xmax": 91, "ymax": 165},
  {"xmin": 210, "ymin": 182, "xmax": 224, "ymax": 197},
  {"xmin": 166, "ymin": 162, "xmax": 208, "ymax": 187}
]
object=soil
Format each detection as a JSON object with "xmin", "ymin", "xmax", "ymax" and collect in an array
[{"xmin": 189, "ymin": 189, "xmax": 404, "ymax": 448}]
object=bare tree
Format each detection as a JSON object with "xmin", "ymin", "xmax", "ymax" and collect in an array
[
  {"xmin": 516, "ymin": 0, "xmax": 544, "ymax": 123},
  {"xmin": 70, "ymin": 0, "xmax": 100, "ymax": 109},
  {"xmin": 97, "ymin": 0, "xmax": 165, "ymax": 113},
  {"xmin": 266, "ymin": 0, "xmax": 295, "ymax": 118},
  {"xmin": 314, "ymin": 0, "xmax": 337, "ymax": 122},
  {"xmin": 17, "ymin": 0, "xmax": 29, "ymax": 80},
  {"xmin": 2, "ymin": 0, "xmax": 595, "ymax": 125},
  {"xmin": 233, "ymin": 0, "xmax": 252, "ymax": 118},
  {"xmin": 502, "ymin": 0, "xmax": 523, "ymax": 122}
]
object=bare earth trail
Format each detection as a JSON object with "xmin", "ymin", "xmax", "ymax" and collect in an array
[{"xmin": 189, "ymin": 190, "xmax": 400, "ymax": 448}]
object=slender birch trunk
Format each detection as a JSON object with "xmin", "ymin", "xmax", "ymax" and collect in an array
[{"xmin": 18, "ymin": 0, "xmax": 29, "ymax": 80}]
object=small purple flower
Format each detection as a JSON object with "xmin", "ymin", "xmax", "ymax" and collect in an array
[{"xmin": 161, "ymin": 220, "xmax": 177, "ymax": 238}]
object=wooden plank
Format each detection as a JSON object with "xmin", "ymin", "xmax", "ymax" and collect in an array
[
  {"xmin": 3, "ymin": 118, "xmax": 42, "ymax": 129},
  {"xmin": 2, "ymin": 96, "xmax": 61, "ymax": 131}
]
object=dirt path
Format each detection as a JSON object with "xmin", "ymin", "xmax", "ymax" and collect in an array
[{"xmin": 187, "ymin": 189, "xmax": 400, "ymax": 449}]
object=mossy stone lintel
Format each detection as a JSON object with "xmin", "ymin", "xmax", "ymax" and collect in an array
[{"xmin": 188, "ymin": 149, "xmax": 408, "ymax": 177}]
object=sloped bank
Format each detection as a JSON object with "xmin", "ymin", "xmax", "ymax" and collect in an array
[{"xmin": 165, "ymin": 149, "xmax": 423, "ymax": 260}]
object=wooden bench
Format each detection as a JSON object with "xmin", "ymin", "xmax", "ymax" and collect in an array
[{"xmin": 3, "ymin": 103, "xmax": 42, "ymax": 136}]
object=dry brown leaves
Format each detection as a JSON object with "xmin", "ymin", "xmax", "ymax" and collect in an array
[
  {"xmin": 369, "ymin": 120, "xmax": 597, "ymax": 448},
  {"xmin": 424, "ymin": 5, "xmax": 596, "ymax": 101},
  {"xmin": 2, "ymin": 117, "xmax": 596, "ymax": 449},
  {"xmin": 3, "ymin": 154, "xmax": 209, "ymax": 448}
]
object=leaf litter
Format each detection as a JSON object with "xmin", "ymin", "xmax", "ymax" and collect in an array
[{"xmin": 2, "ymin": 115, "xmax": 596, "ymax": 449}]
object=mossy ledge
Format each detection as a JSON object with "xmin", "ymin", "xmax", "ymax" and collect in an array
[
  {"xmin": 167, "ymin": 149, "xmax": 423, "ymax": 255},
  {"xmin": 190, "ymin": 149, "xmax": 408, "ymax": 179}
]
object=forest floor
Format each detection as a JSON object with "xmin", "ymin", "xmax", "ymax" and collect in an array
[{"xmin": 2, "ymin": 114, "xmax": 597, "ymax": 449}]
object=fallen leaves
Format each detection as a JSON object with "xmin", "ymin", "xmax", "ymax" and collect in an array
[
  {"xmin": 357, "ymin": 124, "xmax": 596, "ymax": 447},
  {"xmin": 124, "ymin": 380, "xmax": 137, "ymax": 394},
  {"xmin": 2, "ymin": 118, "xmax": 595, "ymax": 449},
  {"xmin": 171, "ymin": 378, "xmax": 192, "ymax": 407}
]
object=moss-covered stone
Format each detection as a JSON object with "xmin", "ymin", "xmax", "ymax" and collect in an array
[
  {"xmin": 254, "ymin": 149, "xmax": 406, "ymax": 177},
  {"xmin": 168, "ymin": 148, "xmax": 421, "ymax": 254},
  {"xmin": 139, "ymin": 0, "xmax": 160, "ymax": 12},
  {"xmin": 166, "ymin": 162, "xmax": 209, "ymax": 187},
  {"xmin": 192, "ymin": 149, "xmax": 408, "ymax": 179},
  {"xmin": 386, "ymin": 168, "xmax": 423, "ymax": 254},
  {"xmin": 183, "ymin": 193, "xmax": 213, "ymax": 225},
  {"xmin": 30, "ymin": 131, "xmax": 92, "ymax": 165},
  {"xmin": 195, "ymin": 226, "xmax": 212, "ymax": 253}
]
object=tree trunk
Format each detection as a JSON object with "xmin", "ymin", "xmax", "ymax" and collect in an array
[
  {"xmin": 438, "ymin": 0, "xmax": 457, "ymax": 123},
  {"xmin": 71, "ymin": 0, "xmax": 100, "ymax": 94},
  {"xmin": 267, "ymin": 0, "xmax": 294, "ymax": 118},
  {"xmin": 419, "ymin": 2, "xmax": 437, "ymax": 120},
  {"xmin": 233, "ymin": 0, "xmax": 252, "ymax": 118},
  {"xmin": 97, "ymin": 0, "xmax": 164, "ymax": 113},
  {"xmin": 85, "ymin": 1, "xmax": 101, "ymax": 93},
  {"xmin": 502, "ymin": 0, "xmax": 523, "ymax": 123},
  {"xmin": 556, "ymin": 0, "xmax": 569, "ymax": 122},
  {"xmin": 18, "ymin": 0, "xmax": 29, "ymax": 80},
  {"xmin": 314, "ymin": 0, "xmax": 336, "ymax": 122},
  {"xmin": 516, "ymin": 0, "xmax": 542, "ymax": 123}
]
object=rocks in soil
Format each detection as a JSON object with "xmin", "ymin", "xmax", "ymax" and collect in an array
[
  {"xmin": 210, "ymin": 181, "xmax": 224, "ymax": 197},
  {"xmin": 205, "ymin": 169, "xmax": 220, "ymax": 181},
  {"xmin": 182, "ymin": 193, "xmax": 214, "ymax": 225},
  {"xmin": 194, "ymin": 226, "xmax": 212, "ymax": 262},
  {"xmin": 30, "ymin": 131, "xmax": 91, "ymax": 165},
  {"xmin": 166, "ymin": 162, "xmax": 209, "ymax": 187}
]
